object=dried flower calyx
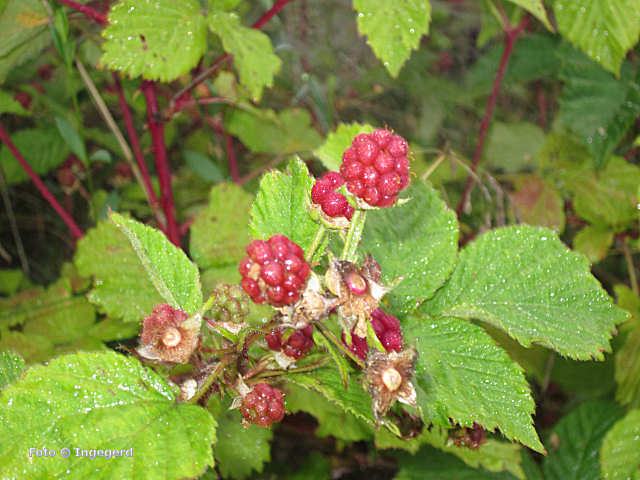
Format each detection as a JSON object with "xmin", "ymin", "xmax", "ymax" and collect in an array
[
  {"xmin": 138, "ymin": 304, "xmax": 200, "ymax": 364},
  {"xmin": 325, "ymin": 254, "xmax": 390, "ymax": 337},
  {"xmin": 364, "ymin": 347, "xmax": 418, "ymax": 421}
]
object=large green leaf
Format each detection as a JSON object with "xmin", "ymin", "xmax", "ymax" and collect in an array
[
  {"xmin": 505, "ymin": 0, "xmax": 552, "ymax": 30},
  {"xmin": 361, "ymin": 181, "xmax": 459, "ymax": 315},
  {"xmin": 614, "ymin": 285, "xmax": 640, "ymax": 408},
  {"xmin": 404, "ymin": 315, "xmax": 543, "ymax": 452},
  {"xmin": 573, "ymin": 226, "xmax": 614, "ymax": 263},
  {"xmin": 225, "ymin": 108, "xmax": 321, "ymax": 155},
  {"xmin": 0, "ymin": 351, "xmax": 24, "ymax": 390},
  {"xmin": 420, "ymin": 225, "xmax": 627, "ymax": 359},
  {"xmin": 510, "ymin": 175, "xmax": 565, "ymax": 232},
  {"xmin": 0, "ymin": 351, "xmax": 216, "ymax": 478},
  {"xmin": 0, "ymin": 0, "xmax": 51, "ymax": 83},
  {"xmin": 75, "ymin": 220, "xmax": 163, "ymax": 323},
  {"xmin": 249, "ymin": 157, "xmax": 319, "ymax": 255},
  {"xmin": 208, "ymin": 11, "xmax": 281, "ymax": 101},
  {"xmin": 110, "ymin": 212, "xmax": 202, "ymax": 316},
  {"xmin": 485, "ymin": 122, "xmax": 545, "ymax": 173},
  {"xmin": 600, "ymin": 409, "xmax": 640, "ymax": 479},
  {"xmin": 313, "ymin": 122, "xmax": 374, "ymax": 172},
  {"xmin": 554, "ymin": 0, "xmax": 640, "ymax": 75},
  {"xmin": 543, "ymin": 400, "xmax": 624, "ymax": 480},
  {"xmin": 190, "ymin": 183, "xmax": 252, "ymax": 270},
  {"xmin": 0, "ymin": 128, "xmax": 69, "ymax": 184},
  {"xmin": 100, "ymin": 0, "xmax": 207, "ymax": 82},
  {"xmin": 353, "ymin": 0, "xmax": 431, "ymax": 77}
]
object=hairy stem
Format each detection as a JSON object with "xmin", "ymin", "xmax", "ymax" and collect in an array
[
  {"xmin": 305, "ymin": 225, "xmax": 327, "ymax": 262},
  {"xmin": 141, "ymin": 81, "xmax": 181, "ymax": 246},
  {"xmin": 0, "ymin": 123, "xmax": 83, "ymax": 239},
  {"xmin": 456, "ymin": 14, "xmax": 529, "ymax": 216},
  {"xmin": 188, "ymin": 355, "xmax": 234, "ymax": 404},
  {"xmin": 56, "ymin": 0, "xmax": 107, "ymax": 25},
  {"xmin": 224, "ymin": 132, "xmax": 240, "ymax": 183},
  {"xmin": 315, "ymin": 322, "xmax": 365, "ymax": 369},
  {"xmin": 341, "ymin": 209, "xmax": 366, "ymax": 262}
]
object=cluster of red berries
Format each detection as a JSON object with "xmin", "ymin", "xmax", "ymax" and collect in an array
[
  {"xmin": 239, "ymin": 235, "xmax": 310, "ymax": 307},
  {"xmin": 343, "ymin": 308, "xmax": 403, "ymax": 360},
  {"xmin": 341, "ymin": 129, "xmax": 410, "ymax": 207},
  {"xmin": 240, "ymin": 382, "xmax": 285, "ymax": 428},
  {"xmin": 311, "ymin": 171, "xmax": 354, "ymax": 220},
  {"xmin": 265, "ymin": 325, "xmax": 314, "ymax": 359}
]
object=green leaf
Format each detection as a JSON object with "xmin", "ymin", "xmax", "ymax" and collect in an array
[
  {"xmin": 0, "ymin": 332, "xmax": 54, "ymax": 364},
  {"xmin": 100, "ymin": 0, "xmax": 207, "ymax": 82},
  {"xmin": 0, "ymin": 269, "xmax": 24, "ymax": 295},
  {"xmin": 361, "ymin": 181, "xmax": 459, "ymax": 315},
  {"xmin": 0, "ymin": 0, "xmax": 51, "ymax": 84},
  {"xmin": 0, "ymin": 351, "xmax": 216, "ymax": 478},
  {"xmin": 183, "ymin": 150, "xmax": 224, "ymax": 183},
  {"xmin": 249, "ymin": 157, "xmax": 319, "ymax": 254},
  {"xmin": 543, "ymin": 400, "xmax": 624, "ymax": 480},
  {"xmin": 0, "ymin": 128, "xmax": 69, "ymax": 185},
  {"xmin": 284, "ymin": 382, "xmax": 372, "ymax": 442},
  {"xmin": 485, "ymin": 122, "xmax": 545, "ymax": 173},
  {"xmin": 0, "ymin": 351, "xmax": 24, "ymax": 390},
  {"xmin": 190, "ymin": 183, "xmax": 252, "ymax": 270},
  {"xmin": 504, "ymin": 0, "xmax": 552, "ymax": 30},
  {"xmin": 557, "ymin": 47, "xmax": 640, "ymax": 165},
  {"xmin": 88, "ymin": 317, "xmax": 140, "ymax": 342},
  {"xmin": 208, "ymin": 11, "xmax": 281, "ymax": 101},
  {"xmin": 226, "ymin": 108, "xmax": 322, "ymax": 155},
  {"xmin": 394, "ymin": 445, "xmax": 520, "ymax": 479},
  {"xmin": 110, "ymin": 212, "xmax": 203, "ymax": 316},
  {"xmin": 510, "ymin": 175, "xmax": 565, "ymax": 232},
  {"xmin": 353, "ymin": 0, "xmax": 431, "ymax": 77},
  {"xmin": 55, "ymin": 116, "xmax": 88, "ymax": 165},
  {"xmin": 75, "ymin": 220, "xmax": 163, "ymax": 323},
  {"xmin": 404, "ymin": 315, "xmax": 542, "ymax": 452},
  {"xmin": 313, "ymin": 328, "xmax": 351, "ymax": 389},
  {"xmin": 313, "ymin": 122, "xmax": 374, "ymax": 172},
  {"xmin": 420, "ymin": 225, "xmax": 627, "ymax": 359},
  {"xmin": 600, "ymin": 409, "xmax": 640, "ymax": 480},
  {"xmin": 554, "ymin": 0, "xmax": 640, "ymax": 75},
  {"xmin": 0, "ymin": 90, "xmax": 29, "ymax": 116},
  {"xmin": 573, "ymin": 226, "xmax": 614, "ymax": 263},
  {"xmin": 568, "ymin": 156, "xmax": 640, "ymax": 231},
  {"xmin": 209, "ymin": 398, "xmax": 272, "ymax": 479},
  {"xmin": 615, "ymin": 288, "xmax": 640, "ymax": 407}
]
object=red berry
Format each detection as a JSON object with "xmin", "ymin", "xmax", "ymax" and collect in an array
[
  {"xmin": 377, "ymin": 194, "xmax": 397, "ymax": 207},
  {"xmin": 311, "ymin": 180, "xmax": 332, "ymax": 204},
  {"xmin": 283, "ymin": 272, "xmax": 303, "ymax": 292},
  {"xmin": 372, "ymin": 128, "xmax": 392, "ymax": 147},
  {"xmin": 321, "ymin": 171, "xmax": 345, "ymax": 188},
  {"xmin": 241, "ymin": 383, "xmax": 285, "ymax": 427},
  {"xmin": 284, "ymin": 254, "xmax": 304, "ymax": 273},
  {"xmin": 364, "ymin": 187, "xmax": 380, "ymax": 206},
  {"xmin": 362, "ymin": 166, "xmax": 379, "ymax": 187},
  {"xmin": 388, "ymin": 135, "xmax": 408, "ymax": 157},
  {"xmin": 342, "ymin": 308, "xmax": 403, "ymax": 361},
  {"xmin": 238, "ymin": 258, "xmax": 252, "ymax": 276},
  {"xmin": 321, "ymin": 191, "xmax": 349, "ymax": 217},
  {"xmin": 247, "ymin": 240, "xmax": 272, "ymax": 264},
  {"xmin": 354, "ymin": 135, "xmax": 378, "ymax": 164},
  {"xmin": 342, "ymin": 147, "xmax": 357, "ymax": 163},
  {"xmin": 266, "ymin": 329, "xmax": 282, "ymax": 351},
  {"xmin": 379, "ymin": 172, "xmax": 402, "ymax": 196},
  {"xmin": 345, "ymin": 204, "xmax": 354, "ymax": 220},
  {"xmin": 341, "ymin": 160, "xmax": 363, "ymax": 181},
  {"xmin": 241, "ymin": 277, "xmax": 260, "ymax": 297},
  {"xmin": 374, "ymin": 152, "xmax": 394, "ymax": 174},
  {"xmin": 267, "ymin": 285, "xmax": 285, "ymax": 303},
  {"xmin": 261, "ymin": 262, "xmax": 284, "ymax": 287},
  {"xmin": 283, "ymin": 325, "xmax": 314, "ymax": 359},
  {"xmin": 347, "ymin": 180, "xmax": 365, "ymax": 197},
  {"xmin": 382, "ymin": 330, "xmax": 403, "ymax": 352}
]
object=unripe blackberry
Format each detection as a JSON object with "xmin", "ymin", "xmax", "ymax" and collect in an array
[
  {"xmin": 310, "ymin": 171, "xmax": 353, "ymax": 220},
  {"xmin": 241, "ymin": 382, "xmax": 285, "ymax": 427},
  {"xmin": 208, "ymin": 283, "xmax": 250, "ymax": 323},
  {"xmin": 239, "ymin": 236, "xmax": 310, "ymax": 307},
  {"xmin": 342, "ymin": 308, "xmax": 403, "ymax": 361},
  {"xmin": 342, "ymin": 129, "xmax": 410, "ymax": 207}
]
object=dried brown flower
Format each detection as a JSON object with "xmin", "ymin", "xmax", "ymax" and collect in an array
[{"xmin": 138, "ymin": 304, "xmax": 200, "ymax": 364}]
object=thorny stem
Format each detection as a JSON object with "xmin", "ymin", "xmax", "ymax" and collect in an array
[
  {"xmin": 56, "ymin": 0, "xmax": 107, "ymax": 25},
  {"xmin": 341, "ymin": 209, "xmax": 366, "ymax": 263},
  {"xmin": 141, "ymin": 81, "xmax": 181, "ymax": 246},
  {"xmin": 456, "ymin": 14, "xmax": 529, "ymax": 216},
  {"xmin": 170, "ymin": 0, "xmax": 296, "ymax": 110},
  {"xmin": 224, "ymin": 132, "xmax": 240, "ymax": 183},
  {"xmin": 623, "ymin": 238, "xmax": 639, "ymax": 295},
  {"xmin": 188, "ymin": 355, "xmax": 234, "ymax": 404},
  {"xmin": 305, "ymin": 225, "xmax": 327, "ymax": 262},
  {"xmin": 250, "ymin": 357, "xmax": 331, "ymax": 381},
  {"xmin": 315, "ymin": 322, "xmax": 365, "ymax": 369},
  {"xmin": 0, "ymin": 123, "xmax": 84, "ymax": 239}
]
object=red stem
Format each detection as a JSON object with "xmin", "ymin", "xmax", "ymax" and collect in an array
[
  {"xmin": 225, "ymin": 132, "xmax": 240, "ymax": 183},
  {"xmin": 456, "ymin": 15, "xmax": 529, "ymax": 216},
  {"xmin": 140, "ymin": 81, "xmax": 180, "ymax": 246},
  {"xmin": 56, "ymin": 0, "xmax": 107, "ymax": 25},
  {"xmin": 0, "ymin": 123, "xmax": 84, "ymax": 239},
  {"xmin": 252, "ymin": 0, "xmax": 294, "ymax": 29},
  {"xmin": 112, "ymin": 73, "xmax": 161, "ymax": 212}
]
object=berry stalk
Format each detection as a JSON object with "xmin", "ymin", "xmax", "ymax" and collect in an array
[
  {"xmin": 0, "ymin": 122, "xmax": 84, "ymax": 239},
  {"xmin": 315, "ymin": 321, "xmax": 365, "ymax": 369},
  {"xmin": 187, "ymin": 355, "xmax": 234, "ymax": 405},
  {"xmin": 305, "ymin": 225, "xmax": 327, "ymax": 262},
  {"xmin": 56, "ymin": 0, "xmax": 107, "ymax": 25},
  {"xmin": 341, "ymin": 209, "xmax": 366, "ymax": 263}
]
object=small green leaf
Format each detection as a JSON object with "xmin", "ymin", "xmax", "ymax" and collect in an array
[
  {"xmin": 313, "ymin": 328, "xmax": 351, "ymax": 388},
  {"xmin": 190, "ymin": 183, "xmax": 252, "ymax": 270},
  {"xmin": 0, "ymin": 269, "xmax": 24, "ymax": 295},
  {"xmin": 0, "ymin": 128, "xmax": 69, "ymax": 185},
  {"xmin": 0, "ymin": 351, "xmax": 24, "ymax": 390},
  {"xmin": 55, "ymin": 116, "xmax": 88, "ymax": 165},
  {"xmin": 614, "ymin": 287, "xmax": 640, "ymax": 408},
  {"xmin": 554, "ymin": 0, "xmax": 640, "ymax": 75},
  {"xmin": 504, "ymin": 0, "xmax": 553, "ymax": 30},
  {"xmin": 226, "ymin": 108, "xmax": 322, "ymax": 155},
  {"xmin": 361, "ymin": 181, "xmax": 458, "ymax": 315},
  {"xmin": 313, "ymin": 122, "xmax": 374, "ymax": 172},
  {"xmin": 183, "ymin": 150, "xmax": 224, "ymax": 182},
  {"xmin": 573, "ymin": 226, "xmax": 614, "ymax": 263},
  {"xmin": 0, "ymin": 90, "xmax": 29, "ymax": 116},
  {"xmin": 100, "ymin": 0, "xmax": 207, "ymax": 82},
  {"xmin": 485, "ymin": 122, "xmax": 545, "ymax": 173},
  {"xmin": 0, "ymin": 331, "xmax": 54, "ymax": 364},
  {"xmin": 353, "ymin": 0, "xmax": 431, "ymax": 77},
  {"xmin": 75, "ymin": 220, "xmax": 163, "ymax": 322},
  {"xmin": 543, "ymin": 400, "xmax": 624, "ymax": 480},
  {"xmin": 420, "ymin": 225, "xmax": 628, "ymax": 359},
  {"xmin": 0, "ymin": 351, "xmax": 217, "ymax": 478},
  {"xmin": 110, "ymin": 212, "xmax": 203, "ymax": 316},
  {"xmin": 249, "ymin": 157, "xmax": 319, "ymax": 254},
  {"xmin": 510, "ymin": 175, "xmax": 565, "ymax": 232},
  {"xmin": 600, "ymin": 409, "xmax": 640, "ymax": 479},
  {"xmin": 207, "ymin": 11, "xmax": 281, "ymax": 101},
  {"xmin": 404, "ymin": 315, "xmax": 543, "ymax": 452}
]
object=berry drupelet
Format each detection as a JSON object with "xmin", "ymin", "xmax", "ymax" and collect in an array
[
  {"xmin": 240, "ymin": 383, "xmax": 285, "ymax": 428},
  {"xmin": 311, "ymin": 171, "xmax": 354, "ymax": 220},
  {"xmin": 343, "ymin": 308, "xmax": 403, "ymax": 361}
]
